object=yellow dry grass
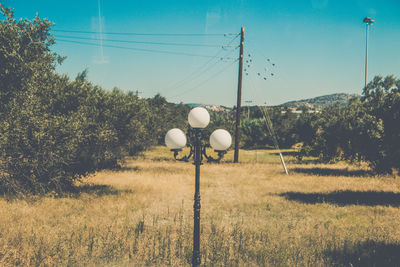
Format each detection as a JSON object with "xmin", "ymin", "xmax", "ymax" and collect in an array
[{"xmin": 0, "ymin": 146, "xmax": 400, "ymax": 266}]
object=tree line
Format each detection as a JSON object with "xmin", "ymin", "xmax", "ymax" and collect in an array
[
  {"xmin": 0, "ymin": 5, "xmax": 189, "ymax": 195},
  {"xmin": 212, "ymin": 76, "xmax": 400, "ymax": 175}
]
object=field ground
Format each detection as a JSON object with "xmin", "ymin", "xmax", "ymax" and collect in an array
[{"xmin": 1, "ymin": 147, "xmax": 400, "ymax": 266}]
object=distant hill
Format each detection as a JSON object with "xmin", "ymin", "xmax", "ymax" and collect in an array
[
  {"xmin": 185, "ymin": 103, "xmax": 232, "ymax": 112},
  {"xmin": 280, "ymin": 93, "xmax": 361, "ymax": 110},
  {"xmin": 183, "ymin": 93, "xmax": 361, "ymax": 111}
]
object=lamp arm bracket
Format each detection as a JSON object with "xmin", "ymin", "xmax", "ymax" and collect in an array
[
  {"xmin": 202, "ymin": 145, "xmax": 227, "ymax": 163},
  {"xmin": 172, "ymin": 144, "xmax": 194, "ymax": 162}
]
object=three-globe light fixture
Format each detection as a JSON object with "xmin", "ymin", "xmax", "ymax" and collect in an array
[{"xmin": 165, "ymin": 107, "xmax": 232, "ymax": 267}]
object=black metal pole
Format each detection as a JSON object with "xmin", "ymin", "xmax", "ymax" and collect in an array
[{"xmin": 192, "ymin": 128, "xmax": 202, "ymax": 267}]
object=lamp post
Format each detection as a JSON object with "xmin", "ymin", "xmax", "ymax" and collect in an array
[
  {"xmin": 165, "ymin": 107, "xmax": 232, "ymax": 267},
  {"xmin": 363, "ymin": 17, "xmax": 374, "ymax": 89}
]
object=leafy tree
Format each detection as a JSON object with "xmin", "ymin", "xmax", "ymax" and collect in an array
[
  {"xmin": 0, "ymin": 5, "xmax": 75, "ymax": 194},
  {"xmin": 299, "ymin": 75, "xmax": 400, "ymax": 174},
  {"xmin": 241, "ymin": 118, "xmax": 269, "ymax": 148},
  {"xmin": 0, "ymin": 5, "xmax": 189, "ymax": 195},
  {"xmin": 359, "ymin": 75, "xmax": 400, "ymax": 173},
  {"xmin": 146, "ymin": 94, "xmax": 190, "ymax": 146}
]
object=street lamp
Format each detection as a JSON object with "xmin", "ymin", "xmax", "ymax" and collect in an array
[
  {"xmin": 165, "ymin": 107, "xmax": 232, "ymax": 267},
  {"xmin": 363, "ymin": 17, "xmax": 374, "ymax": 89}
]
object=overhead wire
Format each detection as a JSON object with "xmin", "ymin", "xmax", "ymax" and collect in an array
[
  {"xmin": 160, "ymin": 34, "xmax": 240, "ymax": 94},
  {"xmin": 168, "ymin": 59, "xmax": 237, "ymax": 100},
  {"xmin": 55, "ymin": 30, "xmax": 240, "ymax": 104},
  {"xmin": 55, "ymin": 34, "xmax": 222, "ymax": 47},
  {"xmin": 163, "ymin": 46, "xmax": 238, "ymax": 96},
  {"xmin": 53, "ymin": 29, "xmax": 239, "ymax": 37},
  {"xmin": 56, "ymin": 38, "xmax": 219, "ymax": 58}
]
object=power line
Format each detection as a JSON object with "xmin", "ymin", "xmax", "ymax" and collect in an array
[
  {"xmin": 55, "ymin": 34, "xmax": 223, "ymax": 47},
  {"xmin": 161, "ymin": 34, "xmax": 240, "ymax": 94},
  {"xmin": 56, "ymin": 39, "xmax": 218, "ymax": 58},
  {"xmin": 53, "ymin": 29, "xmax": 239, "ymax": 37},
  {"xmin": 168, "ymin": 59, "xmax": 237, "ymax": 99},
  {"xmin": 164, "ymin": 47, "xmax": 238, "ymax": 96}
]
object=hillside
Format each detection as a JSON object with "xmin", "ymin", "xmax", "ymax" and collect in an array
[
  {"xmin": 185, "ymin": 93, "xmax": 361, "ymax": 111},
  {"xmin": 280, "ymin": 93, "xmax": 361, "ymax": 109}
]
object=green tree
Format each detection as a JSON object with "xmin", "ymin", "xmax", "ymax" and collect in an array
[
  {"xmin": 299, "ymin": 75, "xmax": 400, "ymax": 174},
  {"xmin": 0, "ymin": 5, "xmax": 162, "ymax": 194}
]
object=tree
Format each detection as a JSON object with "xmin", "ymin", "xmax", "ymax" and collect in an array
[
  {"xmin": 299, "ymin": 75, "xmax": 400, "ymax": 174},
  {"xmin": 0, "ymin": 5, "xmax": 172, "ymax": 194}
]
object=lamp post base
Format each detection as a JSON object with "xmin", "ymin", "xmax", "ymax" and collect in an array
[{"xmin": 192, "ymin": 250, "xmax": 201, "ymax": 267}]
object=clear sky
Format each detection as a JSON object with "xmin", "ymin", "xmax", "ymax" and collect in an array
[{"xmin": 3, "ymin": 0, "xmax": 400, "ymax": 106}]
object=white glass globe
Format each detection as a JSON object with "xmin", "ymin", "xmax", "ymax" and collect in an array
[
  {"xmin": 188, "ymin": 107, "xmax": 210, "ymax": 129},
  {"xmin": 210, "ymin": 129, "xmax": 232, "ymax": 151},
  {"xmin": 165, "ymin": 128, "xmax": 187, "ymax": 149}
]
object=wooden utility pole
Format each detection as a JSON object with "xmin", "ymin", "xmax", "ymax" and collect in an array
[{"xmin": 234, "ymin": 27, "xmax": 245, "ymax": 163}]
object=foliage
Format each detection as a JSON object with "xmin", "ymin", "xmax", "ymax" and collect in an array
[
  {"xmin": 146, "ymin": 95, "xmax": 189, "ymax": 146},
  {"xmin": 0, "ymin": 6, "xmax": 187, "ymax": 195},
  {"xmin": 359, "ymin": 75, "xmax": 400, "ymax": 173},
  {"xmin": 0, "ymin": 5, "xmax": 72, "ymax": 194},
  {"xmin": 300, "ymin": 75, "xmax": 400, "ymax": 174},
  {"xmin": 204, "ymin": 109, "xmax": 236, "ymax": 144},
  {"xmin": 235, "ymin": 107, "xmax": 298, "ymax": 149},
  {"xmin": 203, "ymin": 106, "xmax": 301, "ymax": 150}
]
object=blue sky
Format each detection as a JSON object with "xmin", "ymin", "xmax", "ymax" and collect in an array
[{"xmin": 3, "ymin": 0, "xmax": 400, "ymax": 106}]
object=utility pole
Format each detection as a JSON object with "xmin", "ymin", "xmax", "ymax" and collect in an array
[
  {"xmin": 234, "ymin": 26, "xmax": 245, "ymax": 163},
  {"xmin": 363, "ymin": 17, "xmax": 374, "ymax": 89}
]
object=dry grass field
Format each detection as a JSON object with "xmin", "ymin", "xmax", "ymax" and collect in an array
[{"xmin": 1, "ymin": 147, "xmax": 400, "ymax": 266}]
